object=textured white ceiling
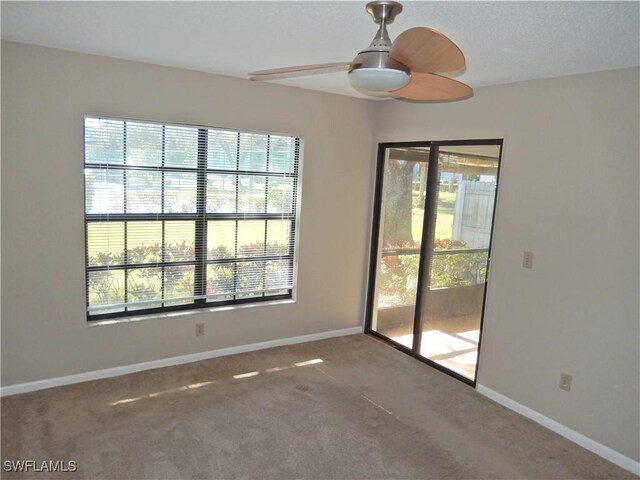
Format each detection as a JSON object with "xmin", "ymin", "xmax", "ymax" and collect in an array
[{"xmin": 2, "ymin": 1, "xmax": 639, "ymax": 99}]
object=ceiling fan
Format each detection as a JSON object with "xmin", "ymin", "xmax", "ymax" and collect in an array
[{"xmin": 248, "ymin": 1, "xmax": 472, "ymax": 101}]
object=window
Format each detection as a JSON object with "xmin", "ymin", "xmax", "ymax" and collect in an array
[{"xmin": 84, "ymin": 116, "xmax": 301, "ymax": 321}]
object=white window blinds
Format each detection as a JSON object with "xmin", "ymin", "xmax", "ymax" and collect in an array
[{"xmin": 84, "ymin": 116, "xmax": 300, "ymax": 320}]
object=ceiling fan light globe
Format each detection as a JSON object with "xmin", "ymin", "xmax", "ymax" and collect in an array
[
  {"xmin": 348, "ymin": 68, "xmax": 410, "ymax": 93},
  {"xmin": 349, "ymin": 86, "xmax": 394, "ymax": 99}
]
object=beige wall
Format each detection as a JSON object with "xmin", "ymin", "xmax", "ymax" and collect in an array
[
  {"xmin": 375, "ymin": 68, "xmax": 640, "ymax": 461},
  {"xmin": 1, "ymin": 41, "xmax": 376, "ymax": 384},
  {"xmin": 2, "ymin": 40, "xmax": 638, "ymax": 463}
]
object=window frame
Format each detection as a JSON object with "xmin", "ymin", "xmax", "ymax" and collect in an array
[{"xmin": 83, "ymin": 115, "xmax": 302, "ymax": 322}]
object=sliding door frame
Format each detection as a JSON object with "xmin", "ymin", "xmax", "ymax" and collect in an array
[{"xmin": 365, "ymin": 139, "xmax": 504, "ymax": 387}]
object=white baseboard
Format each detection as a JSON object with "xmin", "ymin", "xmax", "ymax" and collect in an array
[
  {"xmin": 476, "ymin": 384, "xmax": 640, "ymax": 476},
  {"xmin": 1, "ymin": 326, "xmax": 363, "ymax": 397}
]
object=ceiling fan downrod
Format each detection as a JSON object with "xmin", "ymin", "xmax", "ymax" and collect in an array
[{"xmin": 362, "ymin": 0, "xmax": 403, "ymax": 52}]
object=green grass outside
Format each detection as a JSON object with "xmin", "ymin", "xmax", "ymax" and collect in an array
[{"xmin": 87, "ymin": 219, "xmax": 290, "ymax": 260}]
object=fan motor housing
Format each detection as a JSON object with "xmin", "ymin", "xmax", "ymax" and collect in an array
[{"xmin": 351, "ymin": 51, "xmax": 408, "ymax": 73}]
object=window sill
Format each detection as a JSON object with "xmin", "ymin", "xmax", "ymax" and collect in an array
[{"xmin": 88, "ymin": 298, "xmax": 296, "ymax": 328}]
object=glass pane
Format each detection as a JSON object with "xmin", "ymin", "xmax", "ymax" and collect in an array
[
  {"xmin": 164, "ymin": 171, "xmax": 197, "ymax": 213},
  {"xmin": 237, "ymin": 260, "xmax": 265, "ymax": 295},
  {"xmin": 85, "ymin": 168, "xmax": 124, "ymax": 214},
  {"xmin": 267, "ymin": 177, "xmax": 293, "ymax": 213},
  {"xmin": 266, "ymin": 220, "xmax": 290, "ymax": 256},
  {"xmin": 208, "ymin": 129, "xmax": 238, "ymax": 170},
  {"xmin": 207, "ymin": 221, "xmax": 235, "ymax": 259},
  {"xmin": 370, "ymin": 147, "xmax": 430, "ymax": 347},
  {"xmin": 207, "ymin": 173, "xmax": 236, "ymax": 213},
  {"xmin": 380, "ymin": 150, "xmax": 429, "ymax": 249},
  {"xmin": 87, "ymin": 222, "xmax": 124, "ymax": 266},
  {"xmin": 126, "ymin": 170, "xmax": 161, "ymax": 213},
  {"xmin": 432, "ymin": 149, "xmax": 498, "ymax": 251},
  {"xmin": 88, "ymin": 270, "xmax": 125, "ymax": 308},
  {"xmin": 430, "ymin": 251, "xmax": 489, "ymax": 289},
  {"xmin": 238, "ymin": 175, "xmax": 266, "ymax": 213},
  {"xmin": 164, "ymin": 265, "xmax": 195, "ymax": 301},
  {"xmin": 125, "ymin": 122, "xmax": 162, "ymax": 166},
  {"xmin": 127, "ymin": 222, "xmax": 162, "ymax": 264},
  {"xmin": 165, "ymin": 125, "xmax": 198, "ymax": 168},
  {"xmin": 419, "ymin": 145, "xmax": 500, "ymax": 381},
  {"xmin": 127, "ymin": 267, "xmax": 162, "ymax": 303},
  {"xmin": 239, "ymin": 133, "xmax": 267, "ymax": 171},
  {"xmin": 269, "ymin": 136, "xmax": 295, "ymax": 173},
  {"xmin": 265, "ymin": 289, "xmax": 289, "ymax": 298},
  {"xmin": 84, "ymin": 117, "xmax": 124, "ymax": 164},
  {"xmin": 377, "ymin": 253, "xmax": 422, "ymax": 308},
  {"xmin": 236, "ymin": 293, "xmax": 261, "ymax": 300},
  {"xmin": 127, "ymin": 303, "xmax": 163, "ymax": 312},
  {"xmin": 238, "ymin": 220, "xmax": 266, "ymax": 257},
  {"xmin": 207, "ymin": 264, "xmax": 235, "ymax": 300},
  {"xmin": 165, "ymin": 221, "xmax": 195, "ymax": 262},
  {"xmin": 266, "ymin": 259, "xmax": 292, "ymax": 290}
]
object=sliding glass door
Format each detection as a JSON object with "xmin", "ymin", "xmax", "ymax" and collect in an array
[
  {"xmin": 366, "ymin": 140, "xmax": 502, "ymax": 384},
  {"xmin": 368, "ymin": 146, "xmax": 430, "ymax": 349}
]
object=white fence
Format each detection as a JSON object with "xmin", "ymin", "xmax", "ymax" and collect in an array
[{"xmin": 452, "ymin": 181, "xmax": 496, "ymax": 249}]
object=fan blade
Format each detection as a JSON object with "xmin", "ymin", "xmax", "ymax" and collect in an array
[
  {"xmin": 389, "ymin": 27, "xmax": 465, "ymax": 74},
  {"xmin": 249, "ymin": 62, "xmax": 357, "ymax": 81},
  {"xmin": 391, "ymin": 72, "xmax": 472, "ymax": 101}
]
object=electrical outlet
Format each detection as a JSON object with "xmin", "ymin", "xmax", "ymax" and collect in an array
[
  {"xmin": 195, "ymin": 322, "xmax": 205, "ymax": 337},
  {"xmin": 559, "ymin": 372, "xmax": 572, "ymax": 392},
  {"xmin": 523, "ymin": 251, "xmax": 534, "ymax": 269}
]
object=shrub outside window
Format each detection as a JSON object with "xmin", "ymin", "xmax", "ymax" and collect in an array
[{"xmin": 84, "ymin": 116, "xmax": 301, "ymax": 321}]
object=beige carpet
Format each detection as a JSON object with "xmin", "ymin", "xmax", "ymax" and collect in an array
[{"xmin": 1, "ymin": 334, "xmax": 635, "ymax": 479}]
